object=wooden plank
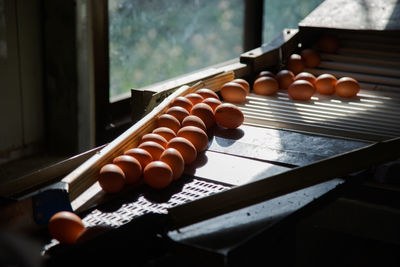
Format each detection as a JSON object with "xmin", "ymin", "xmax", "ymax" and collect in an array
[
  {"xmin": 317, "ymin": 61, "xmax": 400, "ymax": 78},
  {"xmin": 298, "ymin": 0, "xmax": 400, "ymax": 31},
  {"xmin": 240, "ymin": 29, "xmax": 299, "ymax": 74},
  {"xmin": 207, "ymin": 124, "xmax": 367, "ymax": 167},
  {"xmin": 0, "ymin": 145, "xmax": 105, "ymax": 198},
  {"xmin": 320, "ymin": 53, "xmax": 400, "ymax": 69},
  {"xmin": 168, "ymin": 136, "xmax": 400, "ymax": 229}
]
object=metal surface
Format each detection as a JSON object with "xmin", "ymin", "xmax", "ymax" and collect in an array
[
  {"xmin": 209, "ymin": 124, "xmax": 367, "ymax": 166},
  {"xmin": 239, "ymin": 30, "xmax": 400, "ymax": 142}
]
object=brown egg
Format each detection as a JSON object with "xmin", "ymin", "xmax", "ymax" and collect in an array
[
  {"xmin": 253, "ymin": 76, "xmax": 278, "ymax": 96},
  {"xmin": 140, "ymin": 133, "xmax": 168, "ymax": 148},
  {"xmin": 318, "ymin": 34, "xmax": 339, "ymax": 53},
  {"xmin": 123, "ymin": 148, "xmax": 153, "ymax": 169},
  {"xmin": 48, "ymin": 211, "xmax": 86, "ymax": 244},
  {"xmin": 181, "ymin": 115, "xmax": 207, "ymax": 132},
  {"xmin": 190, "ymin": 103, "xmax": 215, "ymax": 129},
  {"xmin": 152, "ymin": 127, "xmax": 176, "ymax": 142},
  {"xmin": 177, "ymin": 126, "xmax": 209, "ymax": 152},
  {"xmin": 156, "ymin": 113, "xmax": 181, "ymax": 133},
  {"xmin": 167, "ymin": 137, "xmax": 197, "ymax": 164},
  {"xmin": 300, "ymin": 49, "xmax": 320, "ymax": 68},
  {"xmin": 202, "ymin": 97, "xmax": 222, "ymax": 112},
  {"xmin": 335, "ymin": 77, "xmax": 360, "ymax": 98},
  {"xmin": 138, "ymin": 141, "xmax": 165, "ymax": 160},
  {"xmin": 185, "ymin": 93, "xmax": 204, "ymax": 105},
  {"xmin": 286, "ymin": 54, "xmax": 305, "ymax": 75},
  {"xmin": 315, "ymin": 73, "xmax": 337, "ymax": 95},
  {"xmin": 170, "ymin": 96, "xmax": 193, "ymax": 112},
  {"xmin": 215, "ymin": 103, "xmax": 244, "ymax": 129},
  {"xmin": 166, "ymin": 106, "xmax": 190, "ymax": 123},
  {"xmin": 256, "ymin": 70, "xmax": 276, "ymax": 80},
  {"xmin": 232, "ymin": 79, "xmax": 250, "ymax": 94},
  {"xmin": 195, "ymin": 88, "xmax": 219, "ymax": 100},
  {"xmin": 276, "ymin": 70, "xmax": 295, "ymax": 89},
  {"xmin": 288, "ymin": 80, "xmax": 315, "ymax": 101},
  {"xmin": 98, "ymin": 164, "xmax": 125, "ymax": 193},
  {"xmin": 220, "ymin": 82, "xmax": 247, "ymax": 103},
  {"xmin": 160, "ymin": 148, "xmax": 185, "ymax": 180},
  {"xmin": 295, "ymin": 72, "xmax": 317, "ymax": 86},
  {"xmin": 143, "ymin": 161, "xmax": 173, "ymax": 189},
  {"xmin": 112, "ymin": 155, "xmax": 142, "ymax": 184}
]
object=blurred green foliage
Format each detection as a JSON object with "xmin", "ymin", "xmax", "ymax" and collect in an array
[
  {"xmin": 109, "ymin": 0, "xmax": 243, "ymax": 98},
  {"xmin": 108, "ymin": 0, "xmax": 323, "ymax": 98},
  {"xmin": 263, "ymin": 0, "xmax": 324, "ymax": 43}
]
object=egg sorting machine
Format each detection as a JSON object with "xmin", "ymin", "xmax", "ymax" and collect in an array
[{"xmin": 2, "ymin": 0, "xmax": 400, "ymax": 266}]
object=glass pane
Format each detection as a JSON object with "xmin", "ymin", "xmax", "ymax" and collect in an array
[
  {"xmin": 109, "ymin": 0, "xmax": 244, "ymax": 99},
  {"xmin": 263, "ymin": 0, "xmax": 324, "ymax": 44}
]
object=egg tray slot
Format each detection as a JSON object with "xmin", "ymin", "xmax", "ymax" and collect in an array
[{"xmin": 43, "ymin": 176, "xmax": 230, "ymax": 253}]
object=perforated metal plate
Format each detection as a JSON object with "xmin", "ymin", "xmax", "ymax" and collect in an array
[{"xmin": 81, "ymin": 178, "xmax": 229, "ymax": 228}]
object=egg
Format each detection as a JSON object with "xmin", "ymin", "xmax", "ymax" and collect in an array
[
  {"xmin": 48, "ymin": 211, "xmax": 85, "ymax": 244},
  {"xmin": 152, "ymin": 127, "xmax": 176, "ymax": 142},
  {"xmin": 181, "ymin": 115, "xmax": 207, "ymax": 132},
  {"xmin": 156, "ymin": 113, "xmax": 181, "ymax": 133},
  {"xmin": 276, "ymin": 70, "xmax": 295, "ymax": 89},
  {"xmin": 195, "ymin": 88, "xmax": 220, "ymax": 100},
  {"xmin": 318, "ymin": 34, "xmax": 339, "ymax": 53},
  {"xmin": 220, "ymin": 82, "xmax": 247, "ymax": 103},
  {"xmin": 112, "ymin": 155, "xmax": 142, "ymax": 184},
  {"xmin": 143, "ymin": 161, "xmax": 173, "ymax": 189},
  {"xmin": 177, "ymin": 126, "xmax": 209, "ymax": 152},
  {"xmin": 167, "ymin": 137, "xmax": 197, "ymax": 164},
  {"xmin": 138, "ymin": 141, "xmax": 165, "ymax": 160},
  {"xmin": 315, "ymin": 73, "xmax": 337, "ymax": 95},
  {"xmin": 140, "ymin": 133, "xmax": 168, "ymax": 148},
  {"xmin": 232, "ymin": 79, "xmax": 250, "ymax": 94},
  {"xmin": 202, "ymin": 97, "xmax": 222, "ymax": 112},
  {"xmin": 253, "ymin": 76, "xmax": 278, "ymax": 96},
  {"xmin": 335, "ymin": 77, "xmax": 360, "ymax": 98},
  {"xmin": 295, "ymin": 72, "xmax": 317, "ymax": 86},
  {"xmin": 190, "ymin": 103, "xmax": 215, "ymax": 129},
  {"xmin": 123, "ymin": 148, "xmax": 153, "ymax": 169},
  {"xmin": 170, "ymin": 96, "xmax": 193, "ymax": 112},
  {"xmin": 286, "ymin": 54, "xmax": 305, "ymax": 75},
  {"xmin": 300, "ymin": 49, "xmax": 320, "ymax": 68},
  {"xmin": 166, "ymin": 106, "xmax": 190, "ymax": 123},
  {"xmin": 98, "ymin": 164, "xmax": 125, "ymax": 193},
  {"xmin": 160, "ymin": 148, "xmax": 184, "ymax": 180},
  {"xmin": 215, "ymin": 103, "xmax": 244, "ymax": 129},
  {"xmin": 288, "ymin": 80, "xmax": 315, "ymax": 101},
  {"xmin": 185, "ymin": 93, "xmax": 204, "ymax": 105},
  {"xmin": 256, "ymin": 70, "xmax": 276, "ymax": 80}
]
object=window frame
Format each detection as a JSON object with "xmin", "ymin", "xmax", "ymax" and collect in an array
[{"xmin": 91, "ymin": 0, "xmax": 263, "ymax": 145}]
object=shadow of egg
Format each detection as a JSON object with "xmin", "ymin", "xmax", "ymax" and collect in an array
[
  {"xmin": 76, "ymin": 225, "xmax": 112, "ymax": 244},
  {"xmin": 213, "ymin": 125, "xmax": 245, "ymax": 140}
]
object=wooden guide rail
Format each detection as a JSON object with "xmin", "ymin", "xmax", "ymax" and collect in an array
[{"xmin": 64, "ymin": 71, "xmax": 234, "ymax": 201}]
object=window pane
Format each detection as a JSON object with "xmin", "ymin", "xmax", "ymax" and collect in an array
[
  {"xmin": 109, "ymin": 0, "xmax": 244, "ymax": 99},
  {"xmin": 263, "ymin": 0, "xmax": 323, "ymax": 44}
]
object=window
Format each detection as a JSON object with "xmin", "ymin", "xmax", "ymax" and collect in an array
[
  {"xmin": 262, "ymin": 0, "xmax": 324, "ymax": 44},
  {"xmin": 108, "ymin": 0, "xmax": 244, "ymax": 100},
  {"xmin": 99, "ymin": 0, "xmax": 324, "ymax": 144}
]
